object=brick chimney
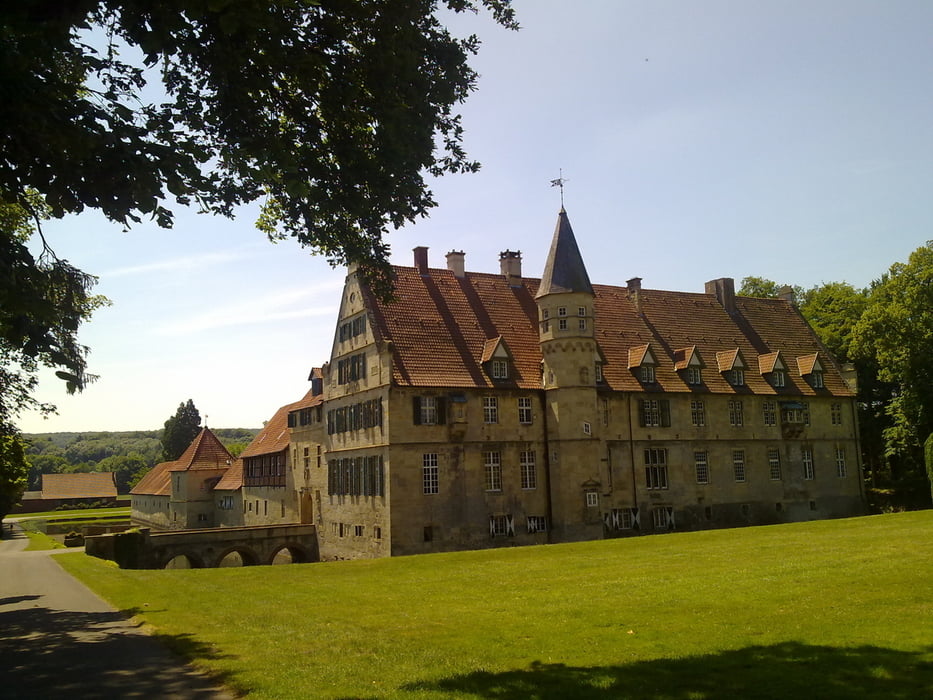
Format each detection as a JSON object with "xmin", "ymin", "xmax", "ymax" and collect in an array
[
  {"xmin": 413, "ymin": 246, "xmax": 429, "ymax": 275},
  {"xmin": 499, "ymin": 250, "xmax": 522, "ymax": 287},
  {"xmin": 778, "ymin": 285, "xmax": 796, "ymax": 304},
  {"xmin": 627, "ymin": 277, "xmax": 642, "ymax": 314},
  {"xmin": 705, "ymin": 277, "xmax": 736, "ymax": 314},
  {"xmin": 446, "ymin": 250, "xmax": 465, "ymax": 278}
]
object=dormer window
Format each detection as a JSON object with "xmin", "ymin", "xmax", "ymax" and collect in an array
[
  {"xmin": 675, "ymin": 346, "xmax": 705, "ymax": 387},
  {"xmin": 772, "ymin": 370, "xmax": 786, "ymax": 388},
  {"xmin": 717, "ymin": 348, "xmax": 747, "ymax": 388},
  {"xmin": 629, "ymin": 343, "xmax": 659, "ymax": 385},
  {"xmin": 641, "ymin": 365, "xmax": 656, "ymax": 383},
  {"xmin": 492, "ymin": 359, "xmax": 509, "ymax": 379},
  {"xmin": 483, "ymin": 336, "xmax": 513, "ymax": 382},
  {"xmin": 729, "ymin": 369, "xmax": 745, "ymax": 386},
  {"xmin": 687, "ymin": 367, "xmax": 702, "ymax": 385},
  {"xmin": 811, "ymin": 371, "xmax": 824, "ymax": 389},
  {"xmin": 797, "ymin": 353, "xmax": 825, "ymax": 390}
]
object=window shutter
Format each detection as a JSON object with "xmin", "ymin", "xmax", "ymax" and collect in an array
[
  {"xmin": 489, "ymin": 516, "xmax": 495, "ymax": 537},
  {"xmin": 507, "ymin": 515, "xmax": 515, "ymax": 537},
  {"xmin": 413, "ymin": 396, "xmax": 422, "ymax": 425},
  {"xmin": 632, "ymin": 507, "xmax": 640, "ymax": 528},
  {"xmin": 666, "ymin": 506, "xmax": 675, "ymax": 529},
  {"xmin": 437, "ymin": 397, "xmax": 447, "ymax": 425},
  {"xmin": 638, "ymin": 402, "xmax": 646, "ymax": 427},
  {"xmin": 660, "ymin": 400, "xmax": 671, "ymax": 427}
]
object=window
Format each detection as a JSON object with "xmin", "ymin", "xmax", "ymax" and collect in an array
[
  {"xmin": 694, "ymin": 451, "xmax": 709, "ymax": 484},
  {"xmin": 639, "ymin": 399, "xmax": 671, "ymax": 427},
  {"xmin": 835, "ymin": 447, "xmax": 847, "ymax": 478},
  {"xmin": 811, "ymin": 371, "xmax": 824, "ymax": 389},
  {"xmin": 585, "ymin": 491, "xmax": 599, "ymax": 507},
  {"xmin": 686, "ymin": 366, "xmax": 702, "ymax": 385},
  {"xmin": 772, "ymin": 370, "xmax": 786, "ymax": 388},
  {"xmin": 578, "ymin": 306, "xmax": 586, "ymax": 316},
  {"xmin": 520, "ymin": 451, "xmax": 537, "ymax": 489},
  {"xmin": 729, "ymin": 368, "xmax": 745, "ymax": 386},
  {"xmin": 583, "ymin": 421, "xmax": 592, "ymax": 435},
  {"xmin": 338, "ymin": 314, "xmax": 367, "ymax": 342},
  {"xmin": 733, "ymin": 449, "xmax": 746, "ymax": 482},
  {"xmin": 373, "ymin": 526, "xmax": 382, "ymax": 540},
  {"xmin": 644, "ymin": 448, "xmax": 668, "ymax": 489},
  {"xmin": 607, "ymin": 508, "xmax": 638, "ymax": 530},
  {"xmin": 558, "ymin": 307, "xmax": 567, "ymax": 316},
  {"xmin": 763, "ymin": 401, "xmax": 776, "ymax": 427},
  {"xmin": 768, "ymin": 448, "xmax": 782, "ymax": 480},
  {"xmin": 489, "ymin": 514, "xmax": 514, "ymax": 537},
  {"xmin": 641, "ymin": 365, "xmax": 656, "ymax": 383},
  {"xmin": 337, "ymin": 352, "xmax": 366, "ymax": 384},
  {"xmin": 483, "ymin": 396, "xmax": 498, "ymax": 424},
  {"xmin": 559, "ymin": 318, "xmax": 568, "ymax": 331},
  {"xmin": 601, "ymin": 398, "xmax": 610, "ymax": 426},
  {"xmin": 729, "ymin": 400, "xmax": 744, "ymax": 427},
  {"xmin": 831, "ymin": 402, "xmax": 842, "ymax": 425},
  {"xmin": 354, "ymin": 525, "xmax": 364, "ymax": 537},
  {"xmin": 489, "ymin": 515, "xmax": 515, "ymax": 537},
  {"xmin": 541, "ymin": 309, "xmax": 549, "ymax": 332},
  {"xmin": 526, "ymin": 516, "xmax": 548, "ymax": 533},
  {"xmin": 690, "ymin": 400, "xmax": 705, "ymax": 427},
  {"xmin": 652, "ymin": 506, "xmax": 674, "ymax": 530},
  {"xmin": 518, "ymin": 397, "xmax": 533, "ymax": 424},
  {"xmin": 781, "ymin": 403, "xmax": 809, "ymax": 425},
  {"xmin": 422, "ymin": 453, "xmax": 439, "ymax": 494},
  {"xmin": 579, "ymin": 317, "xmax": 587, "ymax": 331},
  {"xmin": 802, "ymin": 447, "xmax": 814, "ymax": 480},
  {"xmin": 492, "ymin": 359, "xmax": 509, "ymax": 379},
  {"xmin": 414, "ymin": 396, "xmax": 444, "ymax": 425},
  {"xmin": 595, "ymin": 363, "xmax": 604, "ymax": 383},
  {"xmin": 484, "ymin": 451, "xmax": 502, "ymax": 491},
  {"xmin": 303, "ymin": 446, "xmax": 310, "ymax": 470},
  {"xmin": 197, "ymin": 513, "xmax": 208, "ymax": 522}
]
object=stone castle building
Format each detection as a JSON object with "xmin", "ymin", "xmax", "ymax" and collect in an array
[{"xmin": 133, "ymin": 209, "xmax": 865, "ymax": 559}]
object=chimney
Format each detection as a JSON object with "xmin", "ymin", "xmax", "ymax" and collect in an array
[
  {"xmin": 627, "ymin": 277, "xmax": 642, "ymax": 314},
  {"xmin": 705, "ymin": 277, "xmax": 736, "ymax": 314},
  {"xmin": 778, "ymin": 285, "xmax": 796, "ymax": 304},
  {"xmin": 413, "ymin": 246, "xmax": 429, "ymax": 275},
  {"xmin": 499, "ymin": 250, "xmax": 522, "ymax": 287},
  {"xmin": 446, "ymin": 250, "xmax": 465, "ymax": 278}
]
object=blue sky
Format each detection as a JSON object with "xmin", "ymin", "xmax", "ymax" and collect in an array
[{"xmin": 19, "ymin": 0, "xmax": 933, "ymax": 433}]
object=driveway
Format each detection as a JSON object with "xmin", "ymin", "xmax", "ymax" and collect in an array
[{"xmin": 0, "ymin": 525, "xmax": 235, "ymax": 699}]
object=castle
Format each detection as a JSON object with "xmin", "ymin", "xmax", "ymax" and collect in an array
[{"xmin": 132, "ymin": 209, "xmax": 865, "ymax": 559}]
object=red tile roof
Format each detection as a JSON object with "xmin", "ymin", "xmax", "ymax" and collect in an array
[
  {"xmin": 167, "ymin": 427, "xmax": 234, "ymax": 472},
  {"xmin": 41, "ymin": 472, "xmax": 117, "ymax": 500},
  {"xmin": 364, "ymin": 267, "xmax": 854, "ymax": 397},
  {"xmin": 130, "ymin": 461, "xmax": 172, "ymax": 496},
  {"xmin": 214, "ymin": 458, "xmax": 243, "ymax": 491},
  {"xmin": 241, "ymin": 388, "xmax": 322, "ymax": 459}
]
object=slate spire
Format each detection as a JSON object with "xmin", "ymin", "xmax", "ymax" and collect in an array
[{"xmin": 535, "ymin": 208, "xmax": 594, "ymax": 298}]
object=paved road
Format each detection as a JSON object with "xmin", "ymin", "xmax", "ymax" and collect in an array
[{"xmin": 0, "ymin": 525, "xmax": 236, "ymax": 699}]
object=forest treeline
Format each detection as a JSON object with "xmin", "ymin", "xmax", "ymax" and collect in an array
[{"xmin": 22, "ymin": 428, "xmax": 258, "ymax": 494}]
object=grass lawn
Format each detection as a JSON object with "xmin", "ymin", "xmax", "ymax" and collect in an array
[
  {"xmin": 58, "ymin": 511, "xmax": 933, "ymax": 699},
  {"xmin": 13, "ymin": 506, "xmax": 130, "ymax": 521},
  {"xmin": 22, "ymin": 529, "xmax": 66, "ymax": 551}
]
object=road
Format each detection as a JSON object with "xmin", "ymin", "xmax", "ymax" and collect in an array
[{"xmin": 0, "ymin": 525, "xmax": 236, "ymax": 699}]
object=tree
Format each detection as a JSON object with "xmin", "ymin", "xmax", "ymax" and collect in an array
[
  {"xmin": 1, "ymin": 2, "xmax": 515, "ymax": 428},
  {"xmin": 737, "ymin": 276, "xmax": 805, "ymax": 300},
  {"xmin": 161, "ymin": 399, "xmax": 202, "ymax": 461},
  {"xmin": 852, "ymin": 242, "xmax": 933, "ymax": 488},
  {"xmin": 0, "ymin": 434, "xmax": 30, "ymax": 526}
]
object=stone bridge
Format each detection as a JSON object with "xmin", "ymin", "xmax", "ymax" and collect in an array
[{"xmin": 86, "ymin": 524, "xmax": 318, "ymax": 569}]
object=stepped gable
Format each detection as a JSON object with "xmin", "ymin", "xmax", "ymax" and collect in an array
[
  {"xmin": 214, "ymin": 458, "xmax": 243, "ymax": 491},
  {"xmin": 167, "ymin": 427, "xmax": 234, "ymax": 472},
  {"xmin": 42, "ymin": 472, "xmax": 117, "ymax": 500},
  {"xmin": 129, "ymin": 461, "xmax": 172, "ymax": 496},
  {"xmin": 365, "ymin": 265, "xmax": 542, "ymax": 389}
]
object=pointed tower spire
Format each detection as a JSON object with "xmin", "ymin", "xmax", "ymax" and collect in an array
[{"xmin": 536, "ymin": 209, "xmax": 594, "ymax": 298}]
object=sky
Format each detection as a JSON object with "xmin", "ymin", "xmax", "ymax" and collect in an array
[{"xmin": 18, "ymin": 0, "xmax": 933, "ymax": 433}]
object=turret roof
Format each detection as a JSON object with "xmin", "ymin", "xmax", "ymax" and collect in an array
[{"xmin": 535, "ymin": 209, "xmax": 594, "ymax": 298}]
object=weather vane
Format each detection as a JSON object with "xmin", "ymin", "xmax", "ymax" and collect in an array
[{"xmin": 550, "ymin": 169, "xmax": 568, "ymax": 208}]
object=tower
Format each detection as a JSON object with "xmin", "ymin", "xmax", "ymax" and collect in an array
[{"xmin": 536, "ymin": 209, "xmax": 604, "ymax": 541}]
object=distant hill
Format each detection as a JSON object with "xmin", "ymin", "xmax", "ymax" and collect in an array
[{"xmin": 22, "ymin": 428, "xmax": 260, "ymax": 493}]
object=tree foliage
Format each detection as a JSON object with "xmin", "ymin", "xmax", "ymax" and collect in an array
[
  {"xmin": 0, "ymin": 433, "xmax": 30, "ymax": 523},
  {"xmin": 1, "ymin": 1, "xmax": 517, "ymax": 298},
  {"xmin": 852, "ymin": 242, "xmax": 933, "ymax": 479},
  {"xmin": 161, "ymin": 399, "xmax": 202, "ymax": 461}
]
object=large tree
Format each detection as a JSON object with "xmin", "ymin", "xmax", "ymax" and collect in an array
[
  {"xmin": 852, "ymin": 241, "xmax": 933, "ymax": 489},
  {"xmin": 0, "ymin": 434, "xmax": 30, "ymax": 527},
  {"xmin": 161, "ymin": 399, "xmax": 202, "ymax": 461},
  {"xmin": 0, "ymin": 1, "xmax": 516, "ymax": 424}
]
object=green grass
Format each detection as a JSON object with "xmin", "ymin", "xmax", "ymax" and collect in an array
[
  {"xmin": 58, "ymin": 512, "xmax": 933, "ymax": 699},
  {"xmin": 22, "ymin": 529, "xmax": 66, "ymax": 551},
  {"xmin": 14, "ymin": 506, "xmax": 130, "ymax": 521}
]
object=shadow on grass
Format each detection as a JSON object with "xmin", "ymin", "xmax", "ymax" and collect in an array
[
  {"xmin": 0, "ymin": 604, "xmax": 234, "ymax": 699},
  {"xmin": 396, "ymin": 642, "xmax": 933, "ymax": 700}
]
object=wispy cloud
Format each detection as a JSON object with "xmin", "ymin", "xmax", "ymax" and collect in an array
[
  {"xmin": 103, "ymin": 250, "xmax": 251, "ymax": 277},
  {"xmin": 153, "ymin": 279, "xmax": 344, "ymax": 336}
]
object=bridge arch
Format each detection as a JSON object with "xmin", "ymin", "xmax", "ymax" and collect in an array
[
  {"xmin": 214, "ymin": 546, "xmax": 261, "ymax": 568},
  {"xmin": 267, "ymin": 543, "xmax": 313, "ymax": 565},
  {"xmin": 161, "ymin": 551, "xmax": 204, "ymax": 569}
]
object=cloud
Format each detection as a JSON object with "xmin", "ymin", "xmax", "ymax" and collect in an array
[
  {"xmin": 103, "ymin": 250, "xmax": 252, "ymax": 277},
  {"xmin": 153, "ymin": 279, "xmax": 344, "ymax": 336}
]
